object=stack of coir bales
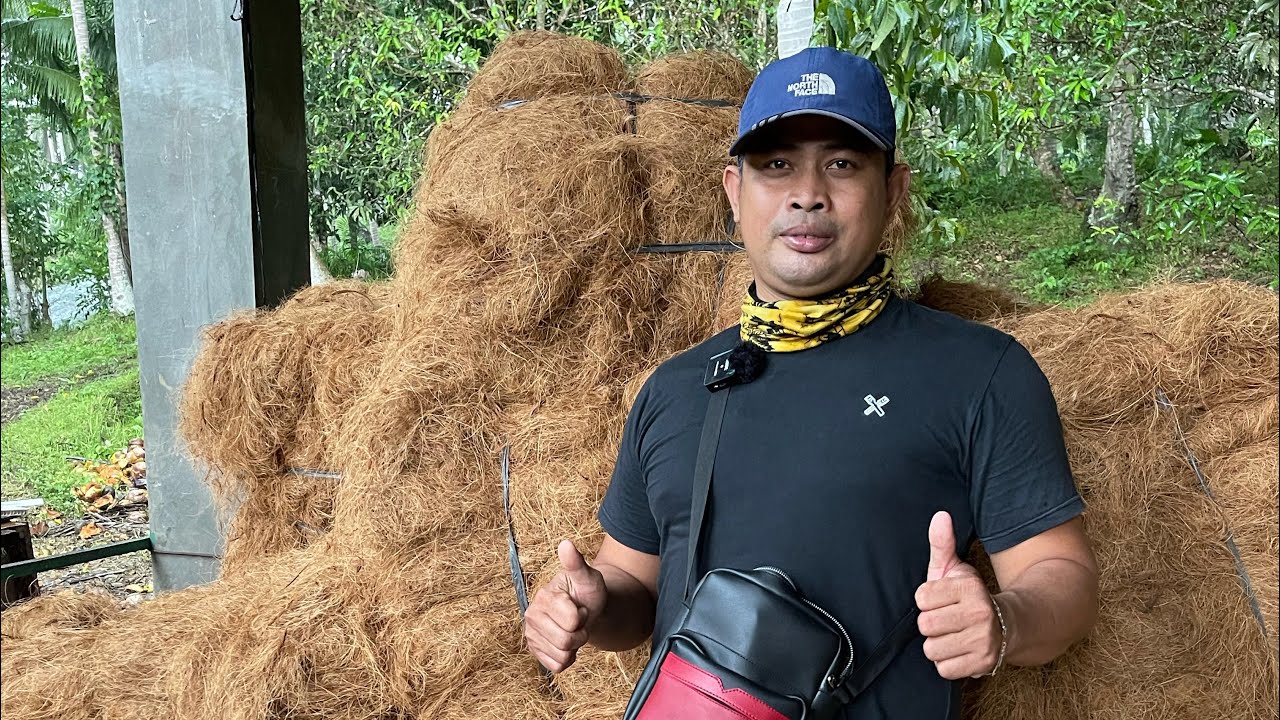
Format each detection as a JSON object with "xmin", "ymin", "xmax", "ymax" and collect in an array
[{"xmin": 2, "ymin": 31, "xmax": 1276, "ymax": 720}]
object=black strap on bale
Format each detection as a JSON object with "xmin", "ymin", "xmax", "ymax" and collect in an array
[
  {"xmin": 496, "ymin": 91, "xmax": 742, "ymax": 112},
  {"xmin": 610, "ymin": 91, "xmax": 738, "ymax": 108},
  {"xmin": 501, "ymin": 445, "xmax": 533, "ymax": 617},
  {"xmin": 1155, "ymin": 389, "xmax": 1269, "ymax": 640},
  {"xmin": 496, "ymin": 93, "xmax": 739, "ymax": 111},
  {"xmin": 637, "ymin": 216, "xmax": 742, "ymax": 254},
  {"xmin": 502, "ymin": 445, "xmax": 554, "ymax": 679}
]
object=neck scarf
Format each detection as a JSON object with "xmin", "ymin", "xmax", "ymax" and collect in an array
[{"xmin": 740, "ymin": 254, "xmax": 894, "ymax": 353}]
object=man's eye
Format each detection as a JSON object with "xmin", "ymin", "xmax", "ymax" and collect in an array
[
  {"xmin": 830, "ymin": 159, "xmax": 853, "ymax": 170},
  {"xmin": 766, "ymin": 159, "xmax": 789, "ymax": 170}
]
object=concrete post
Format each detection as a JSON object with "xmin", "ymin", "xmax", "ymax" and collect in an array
[{"xmin": 113, "ymin": 0, "xmax": 309, "ymax": 590}]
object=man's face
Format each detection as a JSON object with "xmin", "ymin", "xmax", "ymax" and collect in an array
[{"xmin": 723, "ymin": 115, "xmax": 911, "ymax": 301}]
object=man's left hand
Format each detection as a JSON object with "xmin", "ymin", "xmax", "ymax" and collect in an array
[{"xmin": 914, "ymin": 511, "xmax": 1004, "ymax": 680}]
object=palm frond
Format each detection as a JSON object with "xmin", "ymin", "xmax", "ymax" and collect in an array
[
  {"xmin": 5, "ymin": 61, "xmax": 83, "ymax": 113},
  {"xmin": 33, "ymin": 95, "xmax": 81, "ymax": 139},
  {"xmin": 87, "ymin": 0, "xmax": 114, "ymax": 74},
  {"xmin": 1, "ymin": 0, "xmax": 31, "ymax": 20},
  {"xmin": 1, "ymin": 15, "xmax": 75, "ymax": 67}
]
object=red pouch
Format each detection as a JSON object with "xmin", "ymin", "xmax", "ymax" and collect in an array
[{"xmin": 635, "ymin": 652, "xmax": 791, "ymax": 720}]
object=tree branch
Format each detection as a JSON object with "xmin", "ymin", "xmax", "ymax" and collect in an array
[
  {"xmin": 486, "ymin": 0, "xmax": 511, "ymax": 34},
  {"xmin": 445, "ymin": 0, "xmax": 486, "ymax": 27},
  {"xmin": 1222, "ymin": 83, "xmax": 1278, "ymax": 108}
]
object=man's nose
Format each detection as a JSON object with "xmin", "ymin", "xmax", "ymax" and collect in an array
[{"xmin": 788, "ymin": 170, "xmax": 830, "ymax": 212}]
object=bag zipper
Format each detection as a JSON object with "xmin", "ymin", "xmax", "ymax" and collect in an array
[{"xmin": 756, "ymin": 566, "xmax": 855, "ymax": 684}]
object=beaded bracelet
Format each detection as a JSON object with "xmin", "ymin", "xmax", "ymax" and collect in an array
[{"xmin": 986, "ymin": 594, "xmax": 1008, "ymax": 677}]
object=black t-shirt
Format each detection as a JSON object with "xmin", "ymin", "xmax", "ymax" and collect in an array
[{"xmin": 599, "ymin": 294, "xmax": 1084, "ymax": 720}]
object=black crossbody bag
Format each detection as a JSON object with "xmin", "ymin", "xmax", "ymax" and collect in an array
[{"xmin": 622, "ymin": 352, "xmax": 920, "ymax": 720}]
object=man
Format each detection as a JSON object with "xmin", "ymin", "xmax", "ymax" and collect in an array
[{"xmin": 524, "ymin": 47, "xmax": 1099, "ymax": 718}]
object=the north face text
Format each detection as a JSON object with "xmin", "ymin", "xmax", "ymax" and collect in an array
[{"xmin": 787, "ymin": 72, "xmax": 836, "ymax": 96}]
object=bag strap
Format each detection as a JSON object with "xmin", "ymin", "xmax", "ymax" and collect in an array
[
  {"xmin": 683, "ymin": 385, "xmax": 731, "ymax": 601},
  {"xmin": 838, "ymin": 604, "xmax": 921, "ymax": 700},
  {"xmin": 680, "ymin": 361, "xmax": 919, "ymax": 703}
]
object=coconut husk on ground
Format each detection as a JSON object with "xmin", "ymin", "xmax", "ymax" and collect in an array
[{"xmin": 3, "ymin": 31, "xmax": 1276, "ymax": 720}]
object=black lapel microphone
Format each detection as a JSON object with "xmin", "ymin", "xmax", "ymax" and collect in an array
[{"xmin": 703, "ymin": 341, "xmax": 768, "ymax": 392}]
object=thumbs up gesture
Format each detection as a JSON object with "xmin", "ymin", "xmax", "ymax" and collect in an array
[
  {"xmin": 915, "ymin": 511, "xmax": 1006, "ymax": 680},
  {"xmin": 524, "ymin": 540, "xmax": 609, "ymax": 673}
]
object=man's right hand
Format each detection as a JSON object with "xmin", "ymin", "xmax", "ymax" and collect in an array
[{"xmin": 524, "ymin": 539, "xmax": 608, "ymax": 673}]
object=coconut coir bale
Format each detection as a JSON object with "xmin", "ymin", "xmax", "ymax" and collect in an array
[
  {"xmin": 414, "ymin": 97, "xmax": 635, "ymax": 246},
  {"xmin": 178, "ymin": 281, "xmax": 392, "ymax": 574},
  {"xmin": 462, "ymin": 31, "xmax": 631, "ymax": 110},
  {"xmin": 4, "ymin": 31, "xmax": 1277, "ymax": 720},
  {"xmin": 632, "ymin": 52, "xmax": 750, "ymax": 247},
  {"xmin": 179, "ymin": 280, "xmax": 392, "ymax": 481}
]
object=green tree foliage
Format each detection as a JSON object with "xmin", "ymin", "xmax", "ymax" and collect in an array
[
  {"xmin": 1, "ymin": 90, "xmax": 57, "ymax": 334},
  {"xmin": 302, "ymin": 0, "xmax": 489, "ymax": 253},
  {"xmin": 3, "ymin": 0, "xmax": 123, "ymax": 326},
  {"xmin": 819, "ymin": 0, "xmax": 1019, "ymax": 179}
]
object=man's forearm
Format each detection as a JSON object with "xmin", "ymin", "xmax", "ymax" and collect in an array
[
  {"xmin": 585, "ymin": 563, "xmax": 657, "ymax": 651},
  {"xmin": 996, "ymin": 558, "xmax": 1099, "ymax": 666}
]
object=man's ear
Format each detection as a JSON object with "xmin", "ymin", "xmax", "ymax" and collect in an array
[
  {"xmin": 723, "ymin": 162, "xmax": 742, "ymax": 222},
  {"xmin": 885, "ymin": 163, "xmax": 911, "ymax": 222}
]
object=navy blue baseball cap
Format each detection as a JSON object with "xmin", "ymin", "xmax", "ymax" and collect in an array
[{"xmin": 729, "ymin": 47, "xmax": 896, "ymax": 157}]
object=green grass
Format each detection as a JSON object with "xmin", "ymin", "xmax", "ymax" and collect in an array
[
  {"xmin": 1, "ymin": 369, "xmax": 144, "ymax": 514},
  {"xmin": 1, "ymin": 314, "xmax": 138, "ymax": 388},
  {"xmin": 905, "ymin": 199, "xmax": 1279, "ymax": 306}
]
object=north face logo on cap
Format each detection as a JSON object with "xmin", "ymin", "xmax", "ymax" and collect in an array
[{"xmin": 787, "ymin": 72, "xmax": 836, "ymax": 97}]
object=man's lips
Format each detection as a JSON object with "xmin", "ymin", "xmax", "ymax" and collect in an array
[{"xmin": 778, "ymin": 226, "xmax": 835, "ymax": 253}]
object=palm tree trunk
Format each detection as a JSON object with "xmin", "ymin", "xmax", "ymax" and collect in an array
[
  {"xmin": 103, "ymin": 210, "xmax": 134, "ymax": 314},
  {"xmin": 70, "ymin": 0, "xmax": 134, "ymax": 315},
  {"xmin": 2, "ymin": 179, "xmax": 33, "ymax": 341},
  {"xmin": 108, "ymin": 142, "xmax": 131, "ymax": 282},
  {"xmin": 40, "ymin": 263, "xmax": 51, "ymax": 327}
]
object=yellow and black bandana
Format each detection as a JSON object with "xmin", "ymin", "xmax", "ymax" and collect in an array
[{"xmin": 740, "ymin": 254, "xmax": 894, "ymax": 353}]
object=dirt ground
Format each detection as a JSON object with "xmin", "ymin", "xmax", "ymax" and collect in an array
[
  {"xmin": 0, "ymin": 379, "xmax": 65, "ymax": 426},
  {"xmin": 4, "ymin": 499, "xmax": 153, "ymax": 609},
  {"xmin": 27, "ymin": 506, "xmax": 154, "ymax": 604}
]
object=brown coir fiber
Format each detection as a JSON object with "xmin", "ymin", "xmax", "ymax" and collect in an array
[
  {"xmin": 632, "ymin": 52, "xmax": 750, "ymax": 246},
  {"xmin": 5, "ymin": 30, "xmax": 1276, "ymax": 720},
  {"xmin": 177, "ymin": 281, "xmax": 391, "ymax": 574},
  {"xmin": 413, "ymin": 97, "xmax": 636, "ymax": 248},
  {"xmin": 1201, "ymin": 440, "xmax": 1279, "ymax": 665},
  {"xmin": 637, "ymin": 101, "xmax": 738, "ymax": 246},
  {"xmin": 635, "ymin": 50, "xmax": 754, "ymax": 103},
  {"xmin": 461, "ymin": 31, "xmax": 631, "ymax": 110},
  {"xmin": 179, "ymin": 280, "xmax": 392, "ymax": 482},
  {"xmin": 0, "ymin": 589, "xmax": 120, "ymax": 639},
  {"xmin": 217, "ymin": 469, "xmax": 338, "ymax": 576},
  {"xmin": 911, "ymin": 274, "xmax": 1034, "ymax": 322}
]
